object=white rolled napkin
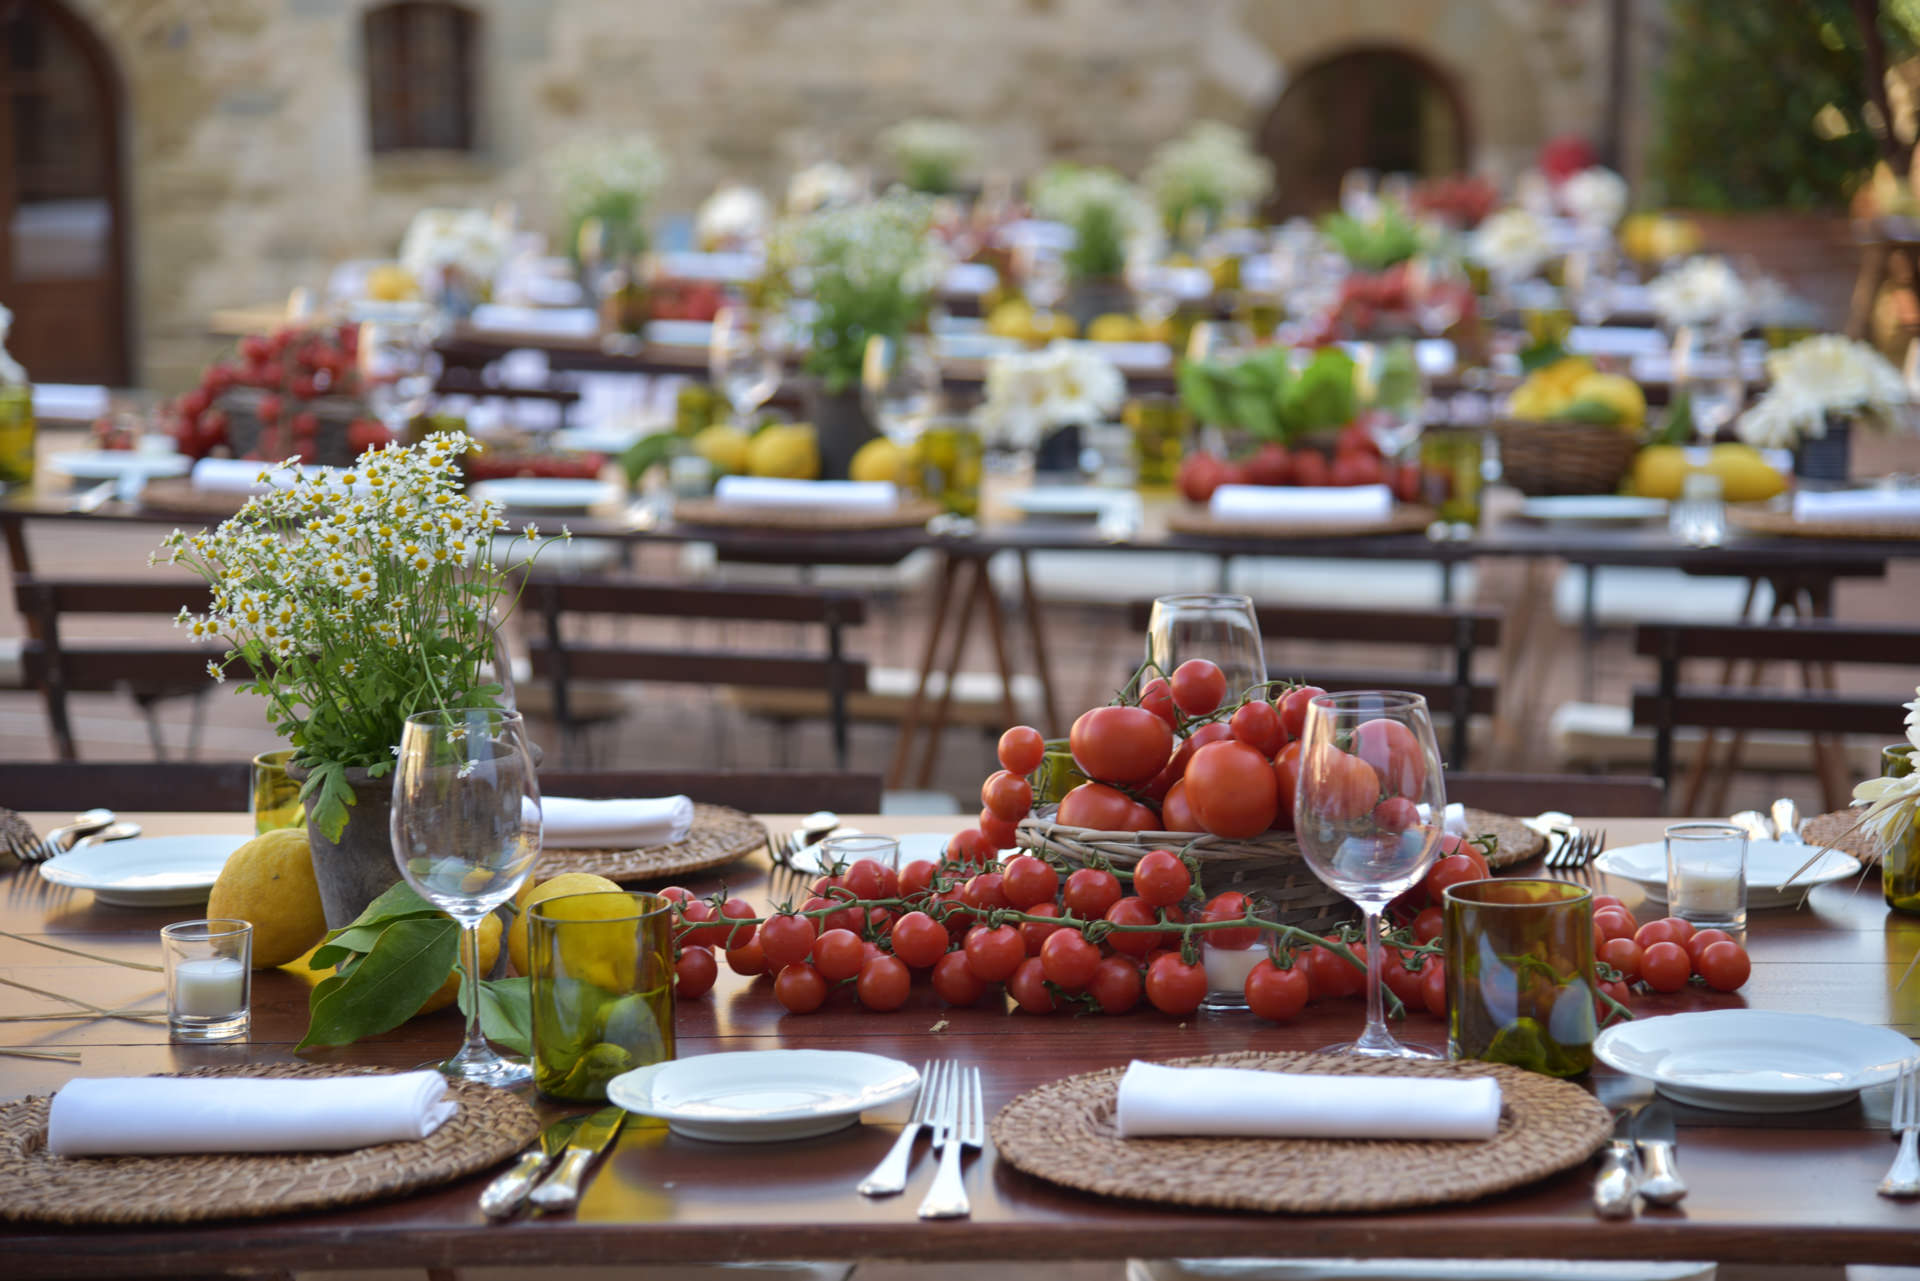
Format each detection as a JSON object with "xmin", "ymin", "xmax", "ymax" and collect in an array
[
  {"xmin": 1208, "ymin": 483, "xmax": 1395, "ymax": 526},
  {"xmin": 1792, "ymin": 487, "xmax": 1920, "ymax": 524},
  {"xmin": 541, "ymin": 794, "xmax": 695, "ymax": 850},
  {"xmin": 47, "ymin": 1071, "xmax": 457, "ymax": 1156},
  {"xmin": 712, "ymin": 475, "xmax": 898, "ymax": 512},
  {"xmin": 468, "ymin": 304, "xmax": 599, "ymax": 337},
  {"xmin": 1113, "ymin": 1061, "xmax": 1502, "ymax": 1141}
]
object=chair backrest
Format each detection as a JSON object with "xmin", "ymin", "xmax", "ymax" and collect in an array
[
  {"xmin": 12, "ymin": 576, "xmax": 234, "ymax": 760},
  {"xmin": 0, "ymin": 762, "xmax": 882, "ymax": 820},
  {"xmin": 1630, "ymin": 621, "xmax": 1920, "ymax": 787},
  {"xmin": 1444, "ymin": 772, "xmax": 1665, "ymax": 819},
  {"xmin": 523, "ymin": 577, "xmax": 869, "ymax": 767},
  {"xmin": 1125, "ymin": 601, "xmax": 1502, "ymax": 769}
]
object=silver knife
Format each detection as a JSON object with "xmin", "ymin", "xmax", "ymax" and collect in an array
[
  {"xmin": 1593, "ymin": 1109, "xmax": 1640, "ymax": 1219},
  {"xmin": 479, "ymin": 1114, "xmax": 583, "ymax": 1219},
  {"xmin": 1636, "ymin": 1101, "xmax": 1688, "ymax": 1206},
  {"xmin": 528, "ymin": 1105, "xmax": 626, "ymax": 1212}
]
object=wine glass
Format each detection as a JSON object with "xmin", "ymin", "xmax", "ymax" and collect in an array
[
  {"xmin": 356, "ymin": 302, "xmax": 440, "ymax": 443},
  {"xmin": 391, "ymin": 707, "xmax": 543, "ymax": 1087},
  {"xmin": 709, "ymin": 307, "xmax": 787, "ymax": 430},
  {"xmin": 861, "ymin": 333, "xmax": 943, "ymax": 447},
  {"xmin": 1293, "ymin": 690, "xmax": 1448, "ymax": 1059},
  {"xmin": 1145, "ymin": 593, "xmax": 1267, "ymax": 703}
]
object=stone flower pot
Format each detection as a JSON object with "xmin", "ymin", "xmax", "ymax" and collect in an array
[{"xmin": 288, "ymin": 762, "xmax": 398, "ymax": 930}]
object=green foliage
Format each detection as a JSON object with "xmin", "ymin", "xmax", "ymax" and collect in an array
[
  {"xmin": 1318, "ymin": 206, "xmax": 1427, "ymax": 272},
  {"xmin": 1177, "ymin": 347, "xmax": 1359, "ymax": 441},
  {"xmin": 298, "ymin": 881, "xmax": 527, "ymax": 1053},
  {"xmin": 1654, "ymin": 0, "xmax": 1916, "ymax": 211}
]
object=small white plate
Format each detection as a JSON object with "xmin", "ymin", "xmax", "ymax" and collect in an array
[
  {"xmin": 1002, "ymin": 487, "xmax": 1134, "ymax": 522},
  {"xmin": 468, "ymin": 478, "xmax": 618, "ymax": 511},
  {"xmin": 607, "ymin": 1050, "xmax": 920, "ymax": 1143},
  {"xmin": 1594, "ymin": 1010, "xmax": 1916, "ymax": 1112},
  {"xmin": 49, "ymin": 450, "xmax": 192, "ymax": 482},
  {"xmin": 1517, "ymin": 495, "xmax": 1669, "ymax": 523},
  {"xmin": 550, "ymin": 426, "xmax": 645, "ymax": 456},
  {"xmin": 38, "ymin": 835, "xmax": 246, "ymax": 907},
  {"xmin": 1593, "ymin": 838, "xmax": 1860, "ymax": 910}
]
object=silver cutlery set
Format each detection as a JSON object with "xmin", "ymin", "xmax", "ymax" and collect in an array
[
  {"xmin": 481, "ymin": 1105, "xmax": 625, "ymax": 1218},
  {"xmin": 1592, "ymin": 1094, "xmax": 1687, "ymax": 1219},
  {"xmin": 859, "ymin": 1060, "xmax": 985, "ymax": 1219},
  {"xmin": 2, "ymin": 808, "xmax": 138, "ymax": 865}
]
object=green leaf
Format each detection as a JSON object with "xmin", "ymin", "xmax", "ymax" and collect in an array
[
  {"xmin": 1556, "ymin": 398, "xmax": 1627, "ymax": 426},
  {"xmin": 1518, "ymin": 338, "xmax": 1569, "ymax": 374},
  {"xmin": 618, "ymin": 432, "xmax": 680, "ymax": 487},
  {"xmin": 1656, "ymin": 388, "xmax": 1695, "ymax": 446},
  {"xmin": 309, "ymin": 881, "xmax": 441, "ymax": 968},
  {"xmin": 1283, "ymin": 348, "xmax": 1359, "ymax": 436},
  {"xmin": 297, "ymin": 916, "xmax": 459, "ymax": 1051},
  {"xmin": 1176, "ymin": 360, "xmax": 1228, "ymax": 425},
  {"xmin": 460, "ymin": 976, "xmax": 534, "ymax": 1056}
]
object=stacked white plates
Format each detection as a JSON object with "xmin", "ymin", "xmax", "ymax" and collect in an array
[{"xmin": 38, "ymin": 834, "xmax": 246, "ymax": 907}]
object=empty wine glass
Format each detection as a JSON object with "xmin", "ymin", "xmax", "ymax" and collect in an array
[
  {"xmin": 356, "ymin": 302, "xmax": 440, "ymax": 441},
  {"xmin": 391, "ymin": 707, "xmax": 543, "ymax": 1087},
  {"xmin": 861, "ymin": 333, "xmax": 943, "ymax": 446},
  {"xmin": 1021, "ymin": 246, "xmax": 1067, "ymax": 330},
  {"xmin": 1145, "ymin": 593, "xmax": 1267, "ymax": 703},
  {"xmin": 1294, "ymin": 690, "xmax": 1448, "ymax": 1059},
  {"xmin": 1408, "ymin": 255, "xmax": 1467, "ymax": 339},
  {"xmin": 709, "ymin": 307, "xmax": 787, "ymax": 430}
]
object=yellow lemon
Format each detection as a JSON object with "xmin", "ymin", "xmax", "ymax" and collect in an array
[
  {"xmin": 416, "ymin": 912, "xmax": 502, "ymax": 1016},
  {"xmin": 207, "ymin": 828, "xmax": 328, "ymax": 968},
  {"xmin": 535, "ymin": 890, "xmax": 643, "ymax": 992},
  {"xmin": 1087, "ymin": 313, "xmax": 1143, "ymax": 343},
  {"xmin": 850, "ymin": 437, "xmax": 911, "ymax": 485},
  {"xmin": 1631, "ymin": 445, "xmax": 1691, "ymax": 500},
  {"xmin": 1568, "ymin": 372, "xmax": 1647, "ymax": 430},
  {"xmin": 985, "ymin": 299, "xmax": 1033, "ymax": 339},
  {"xmin": 746, "ymin": 423, "xmax": 820, "ymax": 479},
  {"xmin": 1706, "ymin": 443, "xmax": 1788, "ymax": 502},
  {"xmin": 691, "ymin": 424, "xmax": 752, "ymax": 475},
  {"xmin": 365, "ymin": 263, "xmax": 418, "ymax": 302},
  {"xmin": 507, "ymin": 871, "xmax": 624, "ymax": 977}
]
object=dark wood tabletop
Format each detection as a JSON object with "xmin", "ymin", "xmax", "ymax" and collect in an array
[{"xmin": 3, "ymin": 812, "xmax": 1918, "ymax": 1275}]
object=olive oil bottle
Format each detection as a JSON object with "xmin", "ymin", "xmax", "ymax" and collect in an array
[{"xmin": 0, "ymin": 304, "xmax": 33, "ymax": 491}]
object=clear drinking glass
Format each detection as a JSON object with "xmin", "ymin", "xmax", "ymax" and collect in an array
[
  {"xmin": 355, "ymin": 302, "xmax": 440, "ymax": 441},
  {"xmin": 816, "ymin": 833, "xmax": 902, "ymax": 873},
  {"xmin": 162, "ymin": 919, "xmax": 253, "ymax": 1042},
  {"xmin": 1294, "ymin": 690, "xmax": 1448, "ymax": 1058},
  {"xmin": 1665, "ymin": 822, "xmax": 1749, "ymax": 936},
  {"xmin": 391, "ymin": 707, "xmax": 543, "ymax": 1087},
  {"xmin": 1145, "ymin": 593, "xmax": 1267, "ymax": 704},
  {"xmin": 860, "ymin": 333, "xmax": 943, "ymax": 446},
  {"xmin": 709, "ymin": 307, "xmax": 787, "ymax": 429}
]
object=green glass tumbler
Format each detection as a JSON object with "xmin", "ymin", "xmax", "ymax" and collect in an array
[
  {"xmin": 1443, "ymin": 878, "xmax": 1596, "ymax": 1077},
  {"xmin": 1881, "ymin": 745, "xmax": 1920, "ymax": 916},
  {"xmin": 530, "ymin": 890, "xmax": 675, "ymax": 1101}
]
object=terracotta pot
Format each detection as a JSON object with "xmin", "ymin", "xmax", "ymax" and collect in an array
[{"xmin": 288, "ymin": 762, "xmax": 398, "ymax": 930}]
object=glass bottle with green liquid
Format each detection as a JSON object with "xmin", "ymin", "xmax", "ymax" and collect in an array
[
  {"xmin": 0, "ymin": 304, "xmax": 33, "ymax": 491},
  {"xmin": 1881, "ymin": 744, "xmax": 1920, "ymax": 915}
]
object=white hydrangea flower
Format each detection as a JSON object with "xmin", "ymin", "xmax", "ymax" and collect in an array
[
  {"xmin": 1737, "ymin": 334, "xmax": 1911, "ymax": 447},
  {"xmin": 1559, "ymin": 167, "xmax": 1629, "ymax": 229},
  {"xmin": 974, "ymin": 342, "xmax": 1125, "ymax": 450},
  {"xmin": 1647, "ymin": 256, "xmax": 1747, "ymax": 329},
  {"xmin": 1469, "ymin": 208, "xmax": 1552, "ymax": 281},
  {"xmin": 695, "ymin": 184, "xmax": 771, "ymax": 249},
  {"xmin": 399, "ymin": 208, "xmax": 509, "ymax": 286}
]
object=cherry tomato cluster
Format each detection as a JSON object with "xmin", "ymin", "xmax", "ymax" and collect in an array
[
  {"xmin": 1179, "ymin": 422, "xmax": 1423, "ymax": 504},
  {"xmin": 1591, "ymin": 902, "xmax": 1752, "ymax": 998},
  {"xmin": 658, "ymin": 837, "xmax": 1392, "ymax": 1021},
  {"xmin": 168, "ymin": 323, "xmax": 387, "ymax": 463}
]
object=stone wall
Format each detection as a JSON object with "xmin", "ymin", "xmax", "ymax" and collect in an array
[{"xmin": 61, "ymin": 0, "xmax": 1635, "ymax": 389}]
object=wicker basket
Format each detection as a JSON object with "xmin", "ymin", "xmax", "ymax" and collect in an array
[
  {"xmin": 1015, "ymin": 811, "xmax": 1349, "ymax": 934},
  {"xmin": 1493, "ymin": 419, "xmax": 1640, "ymax": 496}
]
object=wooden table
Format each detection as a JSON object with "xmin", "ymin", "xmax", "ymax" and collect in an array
[{"xmin": 3, "ymin": 812, "xmax": 1919, "ymax": 1274}]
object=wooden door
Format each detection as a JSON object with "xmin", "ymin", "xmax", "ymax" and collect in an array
[{"xmin": 0, "ymin": 0, "xmax": 130, "ymax": 387}]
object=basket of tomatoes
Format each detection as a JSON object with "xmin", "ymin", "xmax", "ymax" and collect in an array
[{"xmin": 997, "ymin": 663, "xmax": 1351, "ymax": 934}]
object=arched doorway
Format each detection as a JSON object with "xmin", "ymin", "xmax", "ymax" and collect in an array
[
  {"xmin": 1259, "ymin": 45, "xmax": 1472, "ymax": 221},
  {"xmin": 0, "ymin": 0, "xmax": 130, "ymax": 387}
]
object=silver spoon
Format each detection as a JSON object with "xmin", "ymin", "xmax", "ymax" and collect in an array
[
  {"xmin": 1729, "ymin": 811, "xmax": 1773, "ymax": 843},
  {"xmin": 1770, "ymin": 797, "xmax": 1804, "ymax": 844},
  {"xmin": 69, "ymin": 821, "xmax": 143, "ymax": 850}
]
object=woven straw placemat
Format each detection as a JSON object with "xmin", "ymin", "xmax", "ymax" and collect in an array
[
  {"xmin": 672, "ymin": 496, "xmax": 940, "ymax": 532},
  {"xmin": 0, "ymin": 1062, "xmax": 537, "ymax": 1225},
  {"xmin": 990, "ymin": 1050, "xmax": 1610, "ymax": 1215},
  {"xmin": 537, "ymin": 803, "xmax": 766, "ymax": 883},
  {"xmin": 1803, "ymin": 807, "xmax": 1884, "ymax": 867},
  {"xmin": 1166, "ymin": 505, "xmax": 1434, "ymax": 540},
  {"xmin": 1728, "ymin": 507, "xmax": 1920, "ymax": 542},
  {"xmin": 1464, "ymin": 808, "xmax": 1545, "ymax": 869}
]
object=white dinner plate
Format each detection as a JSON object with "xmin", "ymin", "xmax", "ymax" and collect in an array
[
  {"xmin": 48, "ymin": 450, "xmax": 192, "ymax": 482},
  {"xmin": 1594, "ymin": 1010, "xmax": 1916, "ymax": 1112},
  {"xmin": 38, "ymin": 834, "xmax": 247, "ymax": 907},
  {"xmin": 1001, "ymin": 487, "xmax": 1131, "ymax": 522},
  {"xmin": 467, "ymin": 478, "xmax": 618, "ymax": 511},
  {"xmin": 607, "ymin": 1050, "xmax": 920, "ymax": 1142},
  {"xmin": 1592, "ymin": 838, "xmax": 1860, "ymax": 910},
  {"xmin": 1517, "ymin": 495, "xmax": 1669, "ymax": 524}
]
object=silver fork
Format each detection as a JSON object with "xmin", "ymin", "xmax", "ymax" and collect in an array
[
  {"xmin": 917, "ymin": 1064, "xmax": 983, "ymax": 1220},
  {"xmin": 1544, "ymin": 827, "xmax": 1582, "ymax": 871},
  {"xmin": 12, "ymin": 809, "xmax": 115, "ymax": 864},
  {"xmin": 859, "ymin": 1060, "xmax": 944, "ymax": 1197},
  {"xmin": 1880, "ymin": 1061, "xmax": 1920, "ymax": 1198}
]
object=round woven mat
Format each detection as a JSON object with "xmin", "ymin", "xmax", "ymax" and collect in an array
[
  {"xmin": 1466, "ymin": 808, "xmax": 1546, "ymax": 869},
  {"xmin": 672, "ymin": 496, "xmax": 941, "ymax": 532},
  {"xmin": 1803, "ymin": 807, "xmax": 1884, "ymax": 866},
  {"xmin": 537, "ymin": 803, "xmax": 766, "ymax": 883},
  {"xmin": 1167, "ymin": 505, "xmax": 1434, "ymax": 540},
  {"xmin": 1727, "ymin": 507, "xmax": 1920, "ymax": 541},
  {"xmin": 0, "ymin": 1062, "xmax": 537, "ymax": 1225},
  {"xmin": 137, "ymin": 479, "xmax": 251, "ymax": 520},
  {"xmin": 990, "ymin": 1050, "xmax": 1610, "ymax": 1215}
]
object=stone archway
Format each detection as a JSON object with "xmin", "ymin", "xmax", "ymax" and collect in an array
[
  {"xmin": 0, "ymin": 0, "xmax": 131, "ymax": 386},
  {"xmin": 1257, "ymin": 43, "xmax": 1473, "ymax": 220}
]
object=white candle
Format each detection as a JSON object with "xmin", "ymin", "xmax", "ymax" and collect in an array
[
  {"xmin": 1675, "ymin": 869, "xmax": 1743, "ymax": 915},
  {"xmin": 172, "ymin": 957, "xmax": 247, "ymax": 1018},
  {"xmin": 1202, "ymin": 943, "xmax": 1267, "ymax": 996}
]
